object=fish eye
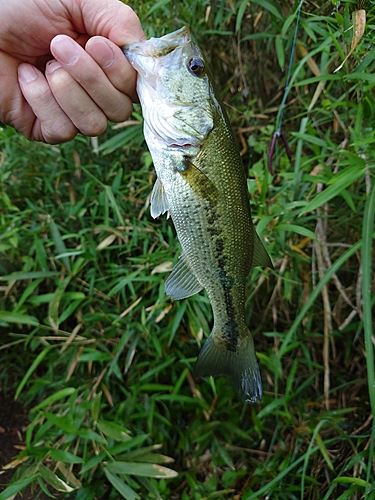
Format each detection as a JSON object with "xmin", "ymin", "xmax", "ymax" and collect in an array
[{"xmin": 188, "ymin": 57, "xmax": 205, "ymax": 77}]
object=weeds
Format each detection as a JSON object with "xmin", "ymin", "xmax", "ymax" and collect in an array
[{"xmin": 0, "ymin": 0, "xmax": 374, "ymax": 499}]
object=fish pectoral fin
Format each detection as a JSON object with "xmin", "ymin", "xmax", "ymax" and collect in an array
[
  {"xmin": 251, "ymin": 230, "xmax": 273, "ymax": 269},
  {"xmin": 150, "ymin": 177, "xmax": 170, "ymax": 219},
  {"xmin": 177, "ymin": 158, "xmax": 219, "ymax": 203},
  {"xmin": 164, "ymin": 253, "xmax": 204, "ymax": 300}
]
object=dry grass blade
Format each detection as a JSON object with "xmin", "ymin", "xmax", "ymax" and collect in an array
[{"xmin": 334, "ymin": 9, "xmax": 367, "ymax": 73}]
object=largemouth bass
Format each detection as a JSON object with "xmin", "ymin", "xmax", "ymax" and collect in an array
[{"xmin": 123, "ymin": 27, "xmax": 272, "ymax": 402}]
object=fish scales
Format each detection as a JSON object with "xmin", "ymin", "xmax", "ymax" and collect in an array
[{"xmin": 123, "ymin": 27, "xmax": 272, "ymax": 402}]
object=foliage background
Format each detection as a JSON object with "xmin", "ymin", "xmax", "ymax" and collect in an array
[{"xmin": 0, "ymin": 0, "xmax": 374, "ymax": 499}]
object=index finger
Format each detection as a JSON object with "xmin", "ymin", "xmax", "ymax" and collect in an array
[{"xmin": 85, "ymin": 36, "xmax": 138, "ymax": 102}]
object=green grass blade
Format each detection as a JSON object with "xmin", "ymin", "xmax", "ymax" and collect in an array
[
  {"xmin": 0, "ymin": 474, "xmax": 38, "ymax": 500},
  {"xmin": 15, "ymin": 346, "xmax": 52, "ymax": 399},
  {"xmin": 278, "ymin": 237, "xmax": 370, "ymax": 359},
  {"xmin": 362, "ymin": 180, "xmax": 375, "ymax": 498}
]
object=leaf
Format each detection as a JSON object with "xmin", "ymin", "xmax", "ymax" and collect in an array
[
  {"xmin": 32, "ymin": 388, "xmax": 77, "ymax": 411},
  {"xmin": 78, "ymin": 429, "xmax": 108, "ymax": 443},
  {"xmin": 48, "ymin": 275, "xmax": 72, "ymax": 328},
  {"xmin": 78, "ymin": 350, "xmax": 112, "ymax": 362},
  {"xmin": 118, "ymin": 446, "xmax": 174, "ymax": 464},
  {"xmin": 0, "ymin": 474, "xmax": 38, "ymax": 500},
  {"xmin": 332, "ymin": 476, "xmax": 369, "ymax": 488},
  {"xmin": 104, "ymin": 461, "xmax": 178, "ymax": 479},
  {"xmin": 15, "ymin": 347, "xmax": 52, "ymax": 399},
  {"xmin": 44, "ymin": 412, "xmax": 79, "ymax": 434},
  {"xmin": 50, "ymin": 219, "xmax": 71, "ymax": 271},
  {"xmin": 49, "ymin": 449, "xmax": 84, "ymax": 464},
  {"xmin": 79, "ymin": 452, "xmax": 106, "ymax": 474},
  {"xmin": 96, "ymin": 234, "xmax": 116, "ymax": 250},
  {"xmin": 275, "ymin": 224, "xmax": 317, "ymax": 241},
  {"xmin": 334, "ymin": 10, "xmax": 366, "ymax": 73},
  {"xmin": 275, "ymin": 36, "xmax": 285, "ymax": 69},
  {"xmin": 103, "ymin": 470, "xmax": 140, "ymax": 500},
  {"xmin": 301, "ymin": 167, "xmax": 365, "ymax": 214},
  {"xmin": 0, "ymin": 311, "xmax": 39, "ymax": 326},
  {"xmin": 235, "ymin": 0, "xmax": 248, "ymax": 33},
  {"xmin": 315, "ymin": 433, "xmax": 334, "ymax": 471},
  {"xmin": 97, "ymin": 420, "xmax": 132, "ymax": 442},
  {"xmin": 39, "ymin": 464, "xmax": 75, "ymax": 493},
  {"xmin": 252, "ymin": 0, "xmax": 282, "ymax": 20},
  {"xmin": 0, "ymin": 271, "xmax": 60, "ymax": 281}
]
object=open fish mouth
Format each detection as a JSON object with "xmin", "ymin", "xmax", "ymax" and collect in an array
[{"xmin": 122, "ymin": 26, "xmax": 191, "ymax": 60}]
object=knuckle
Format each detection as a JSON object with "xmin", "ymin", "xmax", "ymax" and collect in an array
[
  {"xmin": 43, "ymin": 118, "xmax": 78, "ymax": 144},
  {"xmin": 78, "ymin": 111, "xmax": 107, "ymax": 137},
  {"xmin": 107, "ymin": 98, "xmax": 133, "ymax": 123}
]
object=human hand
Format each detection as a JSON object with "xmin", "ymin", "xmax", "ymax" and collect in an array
[{"xmin": 0, "ymin": 0, "xmax": 144, "ymax": 144}]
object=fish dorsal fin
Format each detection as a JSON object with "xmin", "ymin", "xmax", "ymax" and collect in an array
[
  {"xmin": 150, "ymin": 177, "xmax": 169, "ymax": 219},
  {"xmin": 251, "ymin": 230, "xmax": 273, "ymax": 269},
  {"xmin": 177, "ymin": 159, "xmax": 219, "ymax": 203},
  {"xmin": 164, "ymin": 253, "xmax": 204, "ymax": 300}
]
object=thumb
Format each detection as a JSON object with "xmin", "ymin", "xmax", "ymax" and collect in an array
[{"xmin": 71, "ymin": 0, "xmax": 145, "ymax": 45}]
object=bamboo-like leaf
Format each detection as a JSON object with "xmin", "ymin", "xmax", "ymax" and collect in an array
[
  {"xmin": 0, "ymin": 311, "xmax": 39, "ymax": 326},
  {"xmin": 0, "ymin": 271, "xmax": 60, "ymax": 281},
  {"xmin": 43, "ymin": 412, "xmax": 78, "ymax": 434},
  {"xmin": 104, "ymin": 461, "xmax": 178, "ymax": 478},
  {"xmin": 50, "ymin": 219, "xmax": 71, "ymax": 271},
  {"xmin": 301, "ymin": 167, "xmax": 365, "ymax": 214},
  {"xmin": 49, "ymin": 448, "xmax": 84, "ymax": 464},
  {"xmin": 39, "ymin": 464, "xmax": 75, "ymax": 492},
  {"xmin": 0, "ymin": 475, "xmax": 38, "ymax": 500},
  {"xmin": 32, "ymin": 387, "xmax": 77, "ymax": 411},
  {"xmin": 15, "ymin": 347, "xmax": 51, "ymax": 399},
  {"xmin": 275, "ymin": 224, "xmax": 317, "ymax": 241},
  {"xmin": 97, "ymin": 420, "xmax": 132, "ymax": 442},
  {"xmin": 103, "ymin": 469, "xmax": 140, "ymax": 500}
]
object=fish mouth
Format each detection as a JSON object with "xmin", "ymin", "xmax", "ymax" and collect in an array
[
  {"xmin": 123, "ymin": 27, "xmax": 193, "ymax": 78},
  {"xmin": 122, "ymin": 26, "xmax": 190, "ymax": 58}
]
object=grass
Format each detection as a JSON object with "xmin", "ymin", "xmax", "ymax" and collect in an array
[{"xmin": 0, "ymin": 0, "xmax": 374, "ymax": 498}]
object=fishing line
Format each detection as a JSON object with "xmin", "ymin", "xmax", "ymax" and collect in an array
[{"xmin": 268, "ymin": 0, "xmax": 305, "ymax": 173}]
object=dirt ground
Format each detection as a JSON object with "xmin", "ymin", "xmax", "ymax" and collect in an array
[{"xmin": 0, "ymin": 391, "xmax": 64, "ymax": 499}]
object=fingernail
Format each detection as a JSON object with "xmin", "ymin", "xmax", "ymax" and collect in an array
[
  {"xmin": 51, "ymin": 35, "xmax": 79, "ymax": 65},
  {"xmin": 45, "ymin": 60, "xmax": 62, "ymax": 74},
  {"xmin": 18, "ymin": 64, "xmax": 39, "ymax": 83},
  {"xmin": 88, "ymin": 39, "xmax": 115, "ymax": 69}
]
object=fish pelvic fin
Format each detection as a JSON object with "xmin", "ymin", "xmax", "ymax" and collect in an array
[{"xmin": 192, "ymin": 330, "xmax": 262, "ymax": 403}]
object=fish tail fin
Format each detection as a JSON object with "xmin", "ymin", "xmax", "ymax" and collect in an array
[{"xmin": 192, "ymin": 329, "xmax": 262, "ymax": 403}]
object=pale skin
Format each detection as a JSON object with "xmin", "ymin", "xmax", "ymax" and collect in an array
[{"xmin": 0, "ymin": 0, "xmax": 145, "ymax": 144}]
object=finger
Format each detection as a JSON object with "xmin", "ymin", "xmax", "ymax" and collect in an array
[
  {"xmin": 45, "ymin": 59, "xmax": 108, "ymax": 136},
  {"xmin": 85, "ymin": 36, "xmax": 138, "ymax": 102},
  {"xmin": 72, "ymin": 1, "xmax": 145, "ymax": 45},
  {"xmin": 0, "ymin": 51, "xmax": 35, "ymax": 138},
  {"xmin": 17, "ymin": 62, "xmax": 78, "ymax": 143},
  {"xmin": 50, "ymin": 35, "xmax": 134, "ymax": 123}
]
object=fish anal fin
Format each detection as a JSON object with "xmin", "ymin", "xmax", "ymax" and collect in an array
[
  {"xmin": 165, "ymin": 254, "xmax": 203, "ymax": 300},
  {"xmin": 192, "ymin": 331, "xmax": 262, "ymax": 403},
  {"xmin": 177, "ymin": 158, "xmax": 219, "ymax": 203},
  {"xmin": 252, "ymin": 230, "xmax": 273, "ymax": 269},
  {"xmin": 150, "ymin": 177, "xmax": 170, "ymax": 219}
]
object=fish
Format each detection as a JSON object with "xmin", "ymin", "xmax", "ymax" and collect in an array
[{"xmin": 123, "ymin": 27, "xmax": 272, "ymax": 402}]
